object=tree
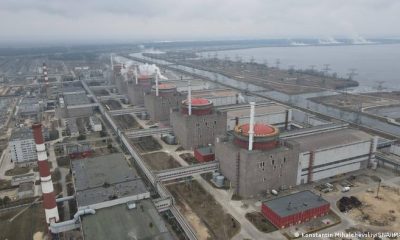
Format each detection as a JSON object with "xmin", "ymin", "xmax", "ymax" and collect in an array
[{"xmin": 3, "ymin": 196, "xmax": 10, "ymax": 206}]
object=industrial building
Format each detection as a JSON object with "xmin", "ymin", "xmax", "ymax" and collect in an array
[
  {"xmin": 68, "ymin": 153, "xmax": 174, "ymax": 239},
  {"xmin": 170, "ymin": 85, "xmax": 227, "ymax": 150},
  {"xmin": 261, "ymin": 191, "xmax": 330, "ymax": 228},
  {"xmin": 59, "ymin": 86, "xmax": 93, "ymax": 118},
  {"xmin": 89, "ymin": 116, "xmax": 102, "ymax": 132},
  {"xmin": 9, "ymin": 128, "xmax": 37, "ymax": 166},
  {"xmin": 216, "ymin": 102, "xmax": 377, "ymax": 198},
  {"xmin": 144, "ymin": 83, "xmax": 185, "ymax": 122},
  {"xmin": 288, "ymin": 128, "xmax": 376, "ymax": 185},
  {"xmin": 81, "ymin": 200, "xmax": 174, "ymax": 240},
  {"xmin": 191, "ymin": 88, "xmax": 241, "ymax": 106},
  {"xmin": 224, "ymin": 102, "xmax": 292, "ymax": 131},
  {"xmin": 216, "ymin": 103, "xmax": 299, "ymax": 198},
  {"xmin": 16, "ymin": 97, "xmax": 40, "ymax": 121},
  {"xmin": 71, "ymin": 153, "xmax": 150, "ymax": 210}
]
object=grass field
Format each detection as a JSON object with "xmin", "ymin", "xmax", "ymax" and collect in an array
[{"xmin": 0, "ymin": 204, "xmax": 47, "ymax": 240}]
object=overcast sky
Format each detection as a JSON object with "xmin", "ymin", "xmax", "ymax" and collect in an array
[{"xmin": 0, "ymin": 0, "xmax": 399, "ymax": 45}]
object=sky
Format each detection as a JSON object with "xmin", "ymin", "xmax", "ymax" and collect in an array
[{"xmin": 0, "ymin": 0, "xmax": 399, "ymax": 45}]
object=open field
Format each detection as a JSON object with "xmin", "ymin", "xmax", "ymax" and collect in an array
[
  {"xmin": 0, "ymin": 204, "xmax": 47, "ymax": 240},
  {"xmin": 347, "ymin": 185, "xmax": 400, "ymax": 231},
  {"xmin": 142, "ymin": 152, "xmax": 181, "ymax": 171},
  {"xmin": 131, "ymin": 136, "xmax": 162, "ymax": 153},
  {"xmin": 167, "ymin": 181, "xmax": 240, "ymax": 240},
  {"xmin": 113, "ymin": 114, "xmax": 142, "ymax": 130}
]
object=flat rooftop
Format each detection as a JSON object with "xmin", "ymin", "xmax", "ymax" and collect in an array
[
  {"xmin": 82, "ymin": 200, "xmax": 174, "ymax": 240},
  {"xmin": 64, "ymin": 92, "xmax": 90, "ymax": 106},
  {"xmin": 226, "ymin": 103, "xmax": 288, "ymax": 118},
  {"xmin": 289, "ymin": 128, "xmax": 372, "ymax": 152},
  {"xmin": 71, "ymin": 153, "xmax": 148, "ymax": 207},
  {"xmin": 192, "ymin": 88, "xmax": 238, "ymax": 98},
  {"xmin": 263, "ymin": 190, "xmax": 329, "ymax": 217},
  {"xmin": 10, "ymin": 128, "xmax": 33, "ymax": 141}
]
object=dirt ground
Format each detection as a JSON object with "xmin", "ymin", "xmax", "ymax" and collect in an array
[
  {"xmin": 167, "ymin": 181, "xmax": 241, "ymax": 240},
  {"xmin": 142, "ymin": 152, "xmax": 181, "ymax": 171},
  {"xmin": 113, "ymin": 114, "xmax": 142, "ymax": 130},
  {"xmin": 348, "ymin": 185, "xmax": 400, "ymax": 231},
  {"xmin": 131, "ymin": 136, "xmax": 162, "ymax": 153},
  {"xmin": 0, "ymin": 204, "xmax": 47, "ymax": 240},
  {"xmin": 179, "ymin": 153, "xmax": 198, "ymax": 165},
  {"xmin": 102, "ymin": 99, "xmax": 122, "ymax": 110},
  {"xmin": 245, "ymin": 212, "xmax": 277, "ymax": 233}
]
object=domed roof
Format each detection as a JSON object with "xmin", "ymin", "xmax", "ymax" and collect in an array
[
  {"xmin": 183, "ymin": 98, "xmax": 212, "ymax": 106},
  {"xmin": 236, "ymin": 123, "xmax": 278, "ymax": 137}
]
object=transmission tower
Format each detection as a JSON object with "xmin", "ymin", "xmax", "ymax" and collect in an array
[
  {"xmin": 347, "ymin": 68, "xmax": 358, "ymax": 81},
  {"xmin": 275, "ymin": 59, "xmax": 281, "ymax": 69}
]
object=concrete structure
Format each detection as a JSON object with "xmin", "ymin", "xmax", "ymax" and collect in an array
[
  {"xmin": 225, "ymin": 103, "xmax": 292, "ymax": 131},
  {"xmin": 32, "ymin": 123, "xmax": 59, "ymax": 224},
  {"xmin": 191, "ymin": 88, "xmax": 241, "ymax": 106},
  {"xmin": 288, "ymin": 128, "xmax": 376, "ymax": 185},
  {"xmin": 170, "ymin": 96, "xmax": 227, "ymax": 150},
  {"xmin": 60, "ymin": 86, "xmax": 93, "ymax": 118},
  {"xmin": 89, "ymin": 116, "xmax": 102, "ymax": 132},
  {"xmin": 11, "ymin": 173, "xmax": 36, "ymax": 186},
  {"xmin": 71, "ymin": 153, "xmax": 150, "ymax": 210},
  {"xmin": 194, "ymin": 146, "xmax": 215, "ymax": 162},
  {"xmin": 9, "ymin": 128, "xmax": 37, "ymax": 165},
  {"xmin": 17, "ymin": 97, "xmax": 40, "ymax": 121},
  {"xmin": 81, "ymin": 200, "xmax": 174, "ymax": 240},
  {"xmin": 65, "ymin": 118, "xmax": 79, "ymax": 137},
  {"xmin": 18, "ymin": 182, "xmax": 34, "ymax": 199},
  {"xmin": 144, "ymin": 83, "xmax": 185, "ymax": 122},
  {"xmin": 261, "ymin": 191, "xmax": 330, "ymax": 228}
]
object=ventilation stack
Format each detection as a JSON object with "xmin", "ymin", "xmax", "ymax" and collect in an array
[
  {"xmin": 134, "ymin": 66, "xmax": 138, "ymax": 84},
  {"xmin": 188, "ymin": 81, "xmax": 192, "ymax": 116},
  {"xmin": 32, "ymin": 123, "xmax": 59, "ymax": 224},
  {"xmin": 155, "ymin": 69, "xmax": 159, "ymax": 97},
  {"xmin": 248, "ymin": 102, "xmax": 255, "ymax": 151}
]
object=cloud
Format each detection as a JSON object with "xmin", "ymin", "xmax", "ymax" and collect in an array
[{"xmin": 0, "ymin": 0, "xmax": 399, "ymax": 44}]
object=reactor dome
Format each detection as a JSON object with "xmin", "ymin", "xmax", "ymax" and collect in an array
[
  {"xmin": 181, "ymin": 98, "xmax": 213, "ymax": 115},
  {"xmin": 233, "ymin": 123, "xmax": 280, "ymax": 150}
]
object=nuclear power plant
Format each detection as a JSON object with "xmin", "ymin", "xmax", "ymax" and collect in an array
[{"xmin": 1, "ymin": 45, "xmax": 399, "ymax": 240}]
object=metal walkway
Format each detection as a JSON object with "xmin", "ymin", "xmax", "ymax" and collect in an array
[
  {"xmin": 155, "ymin": 162, "xmax": 219, "ymax": 182},
  {"xmin": 125, "ymin": 127, "xmax": 173, "ymax": 138}
]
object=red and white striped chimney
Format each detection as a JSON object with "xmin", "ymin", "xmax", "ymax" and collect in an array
[
  {"xmin": 32, "ymin": 123, "xmax": 59, "ymax": 224},
  {"xmin": 43, "ymin": 63, "xmax": 49, "ymax": 86}
]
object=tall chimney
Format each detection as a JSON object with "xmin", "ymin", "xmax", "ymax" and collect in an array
[
  {"xmin": 155, "ymin": 69, "xmax": 159, "ymax": 97},
  {"xmin": 188, "ymin": 81, "xmax": 192, "ymax": 116},
  {"xmin": 134, "ymin": 66, "xmax": 138, "ymax": 84},
  {"xmin": 32, "ymin": 123, "xmax": 59, "ymax": 224},
  {"xmin": 248, "ymin": 102, "xmax": 255, "ymax": 151}
]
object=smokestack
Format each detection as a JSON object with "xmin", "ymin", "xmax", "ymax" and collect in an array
[
  {"xmin": 188, "ymin": 81, "xmax": 192, "ymax": 116},
  {"xmin": 248, "ymin": 102, "xmax": 255, "ymax": 151},
  {"xmin": 32, "ymin": 123, "xmax": 59, "ymax": 224},
  {"xmin": 135, "ymin": 66, "xmax": 138, "ymax": 84},
  {"xmin": 155, "ymin": 69, "xmax": 159, "ymax": 97}
]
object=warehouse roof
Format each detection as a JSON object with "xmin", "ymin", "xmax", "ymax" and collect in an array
[
  {"xmin": 64, "ymin": 92, "xmax": 90, "ymax": 106},
  {"xmin": 10, "ymin": 128, "xmax": 33, "ymax": 141},
  {"xmin": 71, "ymin": 153, "xmax": 139, "ymax": 191},
  {"xmin": 82, "ymin": 200, "xmax": 174, "ymax": 240},
  {"xmin": 289, "ymin": 128, "xmax": 372, "ymax": 152},
  {"xmin": 71, "ymin": 153, "xmax": 148, "ymax": 207},
  {"xmin": 226, "ymin": 104, "xmax": 288, "ymax": 118},
  {"xmin": 192, "ymin": 88, "xmax": 238, "ymax": 98},
  {"xmin": 263, "ymin": 190, "xmax": 329, "ymax": 217}
]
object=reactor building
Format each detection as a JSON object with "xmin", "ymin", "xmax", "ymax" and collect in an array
[
  {"xmin": 216, "ymin": 102, "xmax": 377, "ymax": 198},
  {"xmin": 170, "ymin": 82, "xmax": 227, "ymax": 150}
]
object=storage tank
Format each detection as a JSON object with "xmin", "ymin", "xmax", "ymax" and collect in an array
[
  {"xmin": 271, "ymin": 189, "xmax": 278, "ymax": 196},
  {"xmin": 215, "ymin": 175, "xmax": 225, "ymax": 188}
]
